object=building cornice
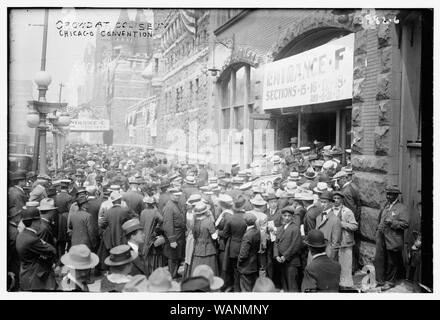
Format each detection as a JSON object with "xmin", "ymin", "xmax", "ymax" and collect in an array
[{"xmin": 214, "ymin": 10, "xmax": 253, "ymax": 36}]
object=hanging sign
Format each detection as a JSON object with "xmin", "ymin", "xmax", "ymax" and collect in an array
[
  {"xmin": 70, "ymin": 119, "xmax": 110, "ymax": 131},
  {"xmin": 262, "ymin": 33, "xmax": 354, "ymax": 110}
]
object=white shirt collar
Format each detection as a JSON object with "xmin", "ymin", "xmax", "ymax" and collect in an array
[
  {"xmin": 127, "ymin": 241, "xmax": 138, "ymax": 253},
  {"xmin": 283, "ymin": 221, "xmax": 292, "ymax": 230},
  {"xmin": 246, "ymin": 225, "xmax": 255, "ymax": 232},
  {"xmin": 306, "ymin": 204, "xmax": 314, "ymax": 211},
  {"xmin": 389, "ymin": 198, "xmax": 399, "ymax": 210},
  {"xmin": 15, "ymin": 185, "xmax": 24, "ymax": 192},
  {"xmin": 312, "ymin": 252, "xmax": 327, "ymax": 260}
]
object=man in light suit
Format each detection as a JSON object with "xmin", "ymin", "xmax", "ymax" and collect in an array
[
  {"xmin": 315, "ymin": 191, "xmax": 342, "ymax": 261},
  {"xmin": 237, "ymin": 213, "xmax": 261, "ymax": 292},
  {"xmin": 274, "ymin": 206, "xmax": 302, "ymax": 292}
]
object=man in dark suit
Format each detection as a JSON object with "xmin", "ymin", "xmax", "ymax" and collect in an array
[
  {"xmin": 55, "ymin": 180, "xmax": 73, "ymax": 259},
  {"xmin": 265, "ymin": 193, "xmax": 283, "ymax": 287},
  {"xmin": 122, "ymin": 218, "xmax": 147, "ymax": 276},
  {"xmin": 37, "ymin": 198, "xmax": 58, "ymax": 247},
  {"xmin": 218, "ymin": 195, "xmax": 247, "ymax": 292},
  {"xmin": 274, "ymin": 206, "xmax": 302, "ymax": 292},
  {"xmin": 301, "ymin": 229, "xmax": 341, "ymax": 292},
  {"xmin": 8, "ymin": 171, "xmax": 28, "ymax": 213},
  {"xmin": 86, "ymin": 186, "xmax": 104, "ymax": 253},
  {"xmin": 374, "ymin": 186, "xmax": 409, "ymax": 290},
  {"xmin": 157, "ymin": 181, "xmax": 171, "ymax": 215},
  {"xmin": 197, "ymin": 162, "xmax": 209, "ymax": 187},
  {"xmin": 162, "ymin": 188, "xmax": 186, "ymax": 279},
  {"xmin": 69, "ymin": 196, "xmax": 97, "ymax": 251},
  {"xmin": 8, "ymin": 206, "xmax": 22, "ymax": 291},
  {"xmin": 238, "ymin": 213, "xmax": 261, "ymax": 292},
  {"xmin": 16, "ymin": 208, "xmax": 57, "ymax": 291},
  {"xmin": 122, "ymin": 178, "xmax": 146, "ymax": 216}
]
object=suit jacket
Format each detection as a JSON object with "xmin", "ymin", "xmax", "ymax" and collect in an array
[
  {"xmin": 377, "ymin": 202, "xmax": 409, "ymax": 251},
  {"xmin": 333, "ymin": 206, "xmax": 358, "ymax": 247},
  {"xmin": 16, "ymin": 228, "xmax": 57, "ymax": 291},
  {"xmin": 162, "ymin": 200, "xmax": 186, "ymax": 260},
  {"xmin": 274, "ymin": 218, "xmax": 302, "ymax": 266},
  {"xmin": 218, "ymin": 211, "xmax": 247, "ymax": 258},
  {"xmin": 215, "ymin": 209, "xmax": 233, "ymax": 251},
  {"xmin": 122, "ymin": 191, "xmax": 146, "ymax": 216},
  {"xmin": 127, "ymin": 242, "xmax": 147, "ymax": 276},
  {"xmin": 8, "ymin": 186, "xmax": 28, "ymax": 212},
  {"xmin": 101, "ymin": 205, "xmax": 132, "ymax": 250},
  {"xmin": 341, "ymin": 182, "xmax": 361, "ymax": 222},
  {"xmin": 301, "ymin": 254, "xmax": 341, "ymax": 292},
  {"xmin": 304, "ymin": 205, "xmax": 322, "ymax": 235},
  {"xmin": 69, "ymin": 209, "xmax": 97, "ymax": 250},
  {"xmin": 157, "ymin": 192, "xmax": 171, "ymax": 215},
  {"xmin": 237, "ymin": 227, "xmax": 261, "ymax": 274},
  {"xmin": 38, "ymin": 218, "xmax": 56, "ymax": 247},
  {"xmin": 87, "ymin": 197, "xmax": 104, "ymax": 236},
  {"xmin": 193, "ymin": 216, "xmax": 217, "ymax": 257},
  {"xmin": 8, "ymin": 222, "xmax": 20, "ymax": 278},
  {"xmin": 55, "ymin": 191, "xmax": 73, "ymax": 214},
  {"xmin": 316, "ymin": 211, "xmax": 342, "ymax": 260},
  {"xmin": 197, "ymin": 168, "xmax": 209, "ymax": 187}
]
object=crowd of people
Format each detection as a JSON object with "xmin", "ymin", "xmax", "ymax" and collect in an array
[{"xmin": 7, "ymin": 138, "xmax": 419, "ymax": 292}]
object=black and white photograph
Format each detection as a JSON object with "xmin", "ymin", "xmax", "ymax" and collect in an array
[{"xmin": 4, "ymin": 1, "xmax": 434, "ymax": 298}]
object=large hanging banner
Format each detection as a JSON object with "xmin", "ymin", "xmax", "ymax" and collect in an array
[{"xmin": 262, "ymin": 33, "xmax": 354, "ymax": 110}]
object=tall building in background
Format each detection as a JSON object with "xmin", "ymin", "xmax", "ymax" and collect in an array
[{"xmin": 8, "ymin": 79, "xmax": 35, "ymax": 153}]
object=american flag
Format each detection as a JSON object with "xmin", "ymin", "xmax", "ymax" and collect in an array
[{"xmin": 179, "ymin": 9, "xmax": 197, "ymax": 36}]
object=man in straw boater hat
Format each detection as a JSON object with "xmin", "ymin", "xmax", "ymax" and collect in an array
[
  {"xmin": 248, "ymin": 194, "xmax": 269, "ymax": 275},
  {"xmin": 274, "ymin": 205, "xmax": 302, "ymax": 292},
  {"xmin": 218, "ymin": 195, "xmax": 248, "ymax": 292},
  {"xmin": 60, "ymin": 244, "xmax": 99, "ymax": 292},
  {"xmin": 374, "ymin": 185, "xmax": 409, "ymax": 291},
  {"xmin": 15, "ymin": 207, "xmax": 57, "ymax": 291},
  {"xmin": 163, "ymin": 187, "xmax": 186, "ymax": 280},
  {"xmin": 96, "ymin": 244, "xmax": 138, "ymax": 292},
  {"xmin": 301, "ymin": 229, "xmax": 341, "ymax": 292},
  {"xmin": 237, "ymin": 212, "xmax": 261, "ymax": 292}
]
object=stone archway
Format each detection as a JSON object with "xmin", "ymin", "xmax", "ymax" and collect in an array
[{"xmin": 266, "ymin": 10, "xmax": 363, "ymax": 62}]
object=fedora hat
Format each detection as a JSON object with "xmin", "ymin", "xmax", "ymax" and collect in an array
[
  {"xmin": 21, "ymin": 207, "xmax": 40, "ymax": 221},
  {"xmin": 104, "ymin": 244, "xmax": 138, "ymax": 266},
  {"xmin": 233, "ymin": 195, "xmax": 246, "ymax": 210},
  {"xmin": 147, "ymin": 267, "xmax": 180, "ymax": 292},
  {"xmin": 281, "ymin": 206, "xmax": 296, "ymax": 215},
  {"xmin": 180, "ymin": 276, "xmax": 210, "ymax": 292},
  {"xmin": 319, "ymin": 190, "xmax": 334, "ymax": 201},
  {"xmin": 333, "ymin": 191, "xmax": 345, "ymax": 199},
  {"xmin": 61, "ymin": 244, "xmax": 99, "ymax": 270},
  {"xmin": 304, "ymin": 229, "xmax": 328, "ymax": 248},
  {"xmin": 385, "ymin": 185, "xmax": 402, "ymax": 194},
  {"xmin": 110, "ymin": 191, "xmax": 122, "ymax": 202},
  {"xmin": 38, "ymin": 198, "xmax": 58, "ymax": 211},
  {"xmin": 192, "ymin": 264, "xmax": 224, "ymax": 291},
  {"xmin": 184, "ymin": 176, "xmax": 196, "ymax": 185},
  {"xmin": 288, "ymin": 172, "xmax": 301, "ymax": 181},
  {"xmin": 304, "ymin": 167, "xmax": 317, "ymax": 179},
  {"xmin": 193, "ymin": 202, "xmax": 209, "ymax": 215},
  {"xmin": 250, "ymin": 194, "xmax": 267, "ymax": 206},
  {"xmin": 122, "ymin": 218, "xmax": 143, "ymax": 235},
  {"xmin": 313, "ymin": 182, "xmax": 331, "ymax": 194}
]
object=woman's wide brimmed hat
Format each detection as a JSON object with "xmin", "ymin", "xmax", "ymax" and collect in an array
[
  {"xmin": 304, "ymin": 229, "xmax": 328, "ymax": 248},
  {"xmin": 104, "ymin": 244, "xmax": 138, "ymax": 266},
  {"xmin": 61, "ymin": 244, "xmax": 99, "ymax": 270}
]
